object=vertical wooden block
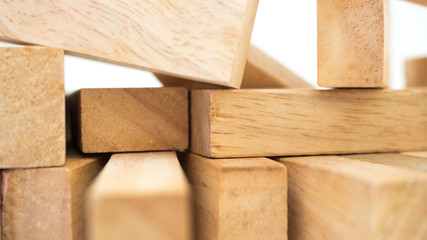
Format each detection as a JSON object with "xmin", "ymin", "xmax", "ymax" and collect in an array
[
  {"xmin": 178, "ymin": 152, "xmax": 287, "ymax": 240},
  {"xmin": 87, "ymin": 152, "xmax": 191, "ymax": 240},
  {"xmin": 2, "ymin": 149, "xmax": 108, "ymax": 240},
  {"xmin": 74, "ymin": 88, "xmax": 188, "ymax": 153},
  {"xmin": 0, "ymin": 47, "xmax": 65, "ymax": 168},
  {"xmin": 406, "ymin": 57, "xmax": 427, "ymax": 87},
  {"xmin": 318, "ymin": 0, "xmax": 388, "ymax": 87}
]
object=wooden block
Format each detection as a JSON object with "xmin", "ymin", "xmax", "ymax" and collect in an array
[
  {"xmin": 178, "ymin": 152, "xmax": 287, "ymax": 240},
  {"xmin": 345, "ymin": 152, "xmax": 427, "ymax": 172},
  {"xmin": 2, "ymin": 149, "xmax": 108, "ymax": 240},
  {"xmin": 0, "ymin": 46, "xmax": 65, "ymax": 168},
  {"xmin": 0, "ymin": 0, "xmax": 259, "ymax": 88},
  {"xmin": 191, "ymin": 89, "xmax": 427, "ymax": 158},
  {"xmin": 401, "ymin": 151, "xmax": 427, "ymax": 158},
  {"xmin": 87, "ymin": 152, "xmax": 191, "ymax": 240},
  {"xmin": 73, "ymin": 88, "xmax": 188, "ymax": 153},
  {"xmin": 318, "ymin": 0, "xmax": 388, "ymax": 88},
  {"xmin": 277, "ymin": 154, "xmax": 427, "ymax": 240},
  {"xmin": 406, "ymin": 0, "xmax": 427, "ymax": 6},
  {"xmin": 406, "ymin": 57, "xmax": 427, "ymax": 87},
  {"xmin": 157, "ymin": 45, "xmax": 313, "ymax": 89}
]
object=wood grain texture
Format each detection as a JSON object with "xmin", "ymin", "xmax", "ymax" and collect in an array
[
  {"xmin": 0, "ymin": 46, "xmax": 65, "ymax": 168},
  {"xmin": 2, "ymin": 149, "xmax": 108, "ymax": 240},
  {"xmin": 0, "ymin": 0, "xmax": 259, "ymax": 88},
  {"xmin": 406, "ymin": 0, "xmax": 427, "ymax": 6},
  {"xmin": 191, "ymin": 89, "xmax": 427, "ymax": 158},
  {"xmin": 87, "ymin": 152, "xmax": 191, "ymax": 240},
  {"xmin": 345, "ymin": 152, "xmax": 427, "ymax": 172},
  {"xmin": 401, "ymin": 151, "xmax": 427, "ymax": 158},
  {"xmin": 406, "ymin": 57, "xmax": 427, "ymax": 87},
  {"xmin": 178, "ymin": 152, "xmax": 287, "ymax": 240},
  {"xmin": 74, "ymin": 88, "xmax": 188, "ymax": 153},
  {"xmin": 157, "ymin": 45, "xmax": 313, "ymax": 89},
  {"xmin": 318, "ymin": 0, "xmax": 388, "ymax": 88},
  {"xmin": 277, "ymin": 154, "xmax": 427, "ymax": 240}
]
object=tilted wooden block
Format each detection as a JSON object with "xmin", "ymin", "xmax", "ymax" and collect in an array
[
  {"xmin": 2, "ymin": 149, "xmax": 108, "ymax": 240},
  {"xmin": 406, "ymin": 0, "xmax": 427, "ymax": 6},
  {"xmin": 87, "ymin": 152, "xmax": 191, "ymax": 240},
  {"xmin": 0, "ymin": 0, "xmax": 259, "ymax": 88},
  {"xmin": 191, "ymin": 89, "xmax": 427, "ymax": 158},
  {"xmin": 277, "ymin": 153, "xmax": 427, "ymax": 240},
  {"xmin": 0, "ymin": 46, "xmax": 65, "ymax": 168},
  {"xmin": 157, "ymin": 45, "xmax": 313, "ymax": 89},
  {"xmin": 178, "ymin": 152, "xmax": 287, "ymax": 240},
  {"xmin": 406, "ymin": 57, "xmax": 427, "ymax": 87},
  {"xmin": 73, "ymin": 88, "xmax": 188, "ymax": 153},
  {"xmin": 318, "ymin": 0, "xmax": 388, "ymax": 87}
]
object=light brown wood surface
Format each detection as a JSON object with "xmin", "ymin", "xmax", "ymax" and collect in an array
[
  {"xmin": 178, "ymin": 152, "xmax": 287, "ymax": 240},
  {"xmin": 0, "ymin": 46, "xmax": 65, "ymax": 168},
  {"xmin": 0, "ymin": 0, "xmax": 259, "ymax": 88},
  {"xmin": 2, "ymin": 149, "xmax": 108, "ymax": 240},
  {"xmin": 191, "ymin": 89, "xmax": 427, "ymax": 158},
  {"xmin": 406, "ymin": 0, "xmax": 427, "ymax": 6},
  {"xmin": 74, "ymin": 88, "xmax": 188, "ymax": 153},
  {"xmin": 157, "ymin": 45, "xmax": 313, "ymax": 89},
  {"xmin": 318, "ymin": 0, "xmax": 388, "ymax": 88},
  {"xmin": 87, "ymin": 152, "xmax": 191, "ymax": 240},
  {"xmin": 406, "ymin": 57, "xmax": 427, "ymax": 87},
  {"xmin": 277, "ymin": 154, "xmax": 427, "ymax": 240},
  {"xmin": 401, "ymin": 151, "xmax": 427, "ymax": 158}
]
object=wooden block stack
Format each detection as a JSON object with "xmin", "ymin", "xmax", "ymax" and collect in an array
[{"xmin": 1, "ymin": 1, "xmax": 426, "ymax": 240}]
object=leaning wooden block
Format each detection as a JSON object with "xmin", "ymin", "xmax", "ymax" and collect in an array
[
  {"xmin": 0, "ymin": 0, "xmax": 259, "ymax": 88},
  {"xmin": 0, "ymin": 46, "xmax": 65, "ymax": 168},
  {"xmin": 191, "ymin": 89, "xmax": 427, "ymax": 158},
  {"xmin": 406, "ymin": 57, "xmax": 427, "ymax": 87},
  {"xmin": 87, "ymin": 152, "xmax": 191, "ymax": 240},
  {"xmin": 178, "ymin": 152, "xmax": 287, "ymax": 240},
  {"xmin": 318, "ymin": 0, "xmax": 388, "ymax": 87},
  {"xmin": 277, "ymin": 154, "xmax": 427, "ymax": 240},
  {"xmin": 73, "ymin": 88, "xmax": 188, "ymax": 153},
  {"xmin": 406, "ymin": 0, "xmax": 427, "ymax": 6},
  {"xmin": 2, "ymin": 150, "xmax": 108, "ymax": 240}
]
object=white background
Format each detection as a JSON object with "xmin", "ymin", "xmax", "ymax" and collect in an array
[{"xmin": 1, "ymin": 1, "xmax": 427, "ymax": 93}]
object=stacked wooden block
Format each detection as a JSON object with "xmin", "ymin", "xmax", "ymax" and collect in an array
[{"xmin": 0, "ymin": 1, "xmax": 426, "ymax": 240}]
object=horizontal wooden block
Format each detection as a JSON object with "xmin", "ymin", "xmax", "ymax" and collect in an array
[
  {"xmin": 0, "ymin": 46, "xmax": 65, "ymax": 168},
  {"xmin": 178, "ymin": 152, "xmax": 287, "ymax": 240},
  {"xmin": 87, "ymin": 152, "xmax": 191, "ymax": 240},
  {"xmin": 0, "ymin": 0, "xmax": 259, "ymax": 88},
  {"xmin": 73, "ymin": 88, "xmax": 188, "ymax": 153},
  {"xmin": 277, "ymin": 153, "xmax": 427, "ymax": 240},
  {"xmin": 191, "ymin": 89, "xmax": 427, "ymax": 158},
  {"xmin": 406, "ymin": 0, "xmax": 427, "ymax": 6},
  {"xmin": 406, "ymin": 57, "xmax": 427, "ymax": 87},
  {"xmin": 318, "ymin": 0, "xmax": 388, "ymax": 87},
  {"xmin": 2, "ymin": 149, "xmax": 108, "ymax": 240}
]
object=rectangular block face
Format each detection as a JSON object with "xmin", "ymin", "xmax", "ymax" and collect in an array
[
  {"xmin": 76, "ymin": 88, "xmax": 188, "ymax": 153},
  {"xmin": 191, "ymin": 89, "xmax": 427, "ymax": 158},
  {"xmin": 405, "ymin": 58, "xmax": 427, "ymax": 87},
  {"xmin": 318, "ymin": 0, "xmax": 387, "ymax": 87},
  {"xmin": 0, "ymin": 0, "xmax": 259, "ymax": 88},
  {"xmin": 178, "ymin": 152, "xmax": 287, "ymax": 240},
  {"xmin": 0, "ymin": 47, "xmax": 65, "ymax": 168},
  {"xmin": 406, "ymin": 0, "xmax": 427, "ymax": 6},
  {"xmin": 87, "ymin": 152, "xmax": 191, "ymax": 240},
  {"xmin": 277, "ymin": 154, "xmax": 427, "ymax": 240}
]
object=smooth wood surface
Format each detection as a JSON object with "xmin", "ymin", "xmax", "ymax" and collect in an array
[
  {"xmin": 74, "ymin": 88, "xmax": 188, "ymax": 153},
  {"xmin": 0, "ymin": 46, "xmax": 65, "ymax": 168},
  {"xmin": 191, "ymin": 89, "xmax": 427, "ymax": 158},
  {"xmin": 406, "ymin": 0, "xmax": 427, "ymax": 6},
  {"xmin": 157, "ymin": 45, "xmax": 313, "ymax": 89},
  {"xmin": 178, "ymin": 152, "xmax": 287, "ymax": 240},
  {"xmin": 401, "ymin": 151, "xmax": 427, "ymax": 158},
  {"xmin": 2, "ymin": 149, "xmax": 108, "ymax": 240},
  {"xmin": 406, "ymin": 57, "xmax": 427, "ymax": 87},
  {"xmin": 318, "ymin": 0, "xmax": 388, "ymax": 88},
  {"xmin": 87, "ymin": 152, "xmax": 191, "ymax": 240},
  {"xmin": 345, "ymin": 152, "xmax": 427, "ymax": 172},
  {"xmin": 277, "ymin": 154, "xmax": 427, "ymax": 240},
  {"xmin": 0, "ymin": 0, "xmax": 259, "ymax": 88}
]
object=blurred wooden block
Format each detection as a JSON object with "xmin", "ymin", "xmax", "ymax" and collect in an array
[
  {"xmin": 157, "ymin": 45, "xmax": 313, "ymax": 89},
  {"xmin": 2, "ymin": 150, "xmax": 108, "ymax": 240},
  {"xmin": 401, "ymin": 151, "xmax": 427, "ymax": 158},
  {"xmin": 318, "ymin": 0, "xmax": 388, "ymax": 87},
  {"xmin": 87, "ymin": 152, "xmax": 191, "ymax": 240},
  {"xmin": 74, "ymin": 88, "xmax": 188, "ymax": 153},
  {"xmin": 178, "ymin": 152, "xmax": 287, "ymax": 240},
  {"xmin": 0, "ymin": 0, "xmax": 259, "ymax": 88},
  {"xmin": 0, "ymin": 46, "xmax": 65, "ymax": 168},
  {"xmin": 277, "ymin": 154, "xmax": 427, "ymax": 240},
  {"xmin": 406, "ymin": 57, "xmax": 427, "ymax": 87},
  {"xmin": 406, "ymin": 0, "xmax": 427, "ymax": 6},
  {"xmin": 191, "ymin": 89, "xmax": 427, "ymax": 158}
]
